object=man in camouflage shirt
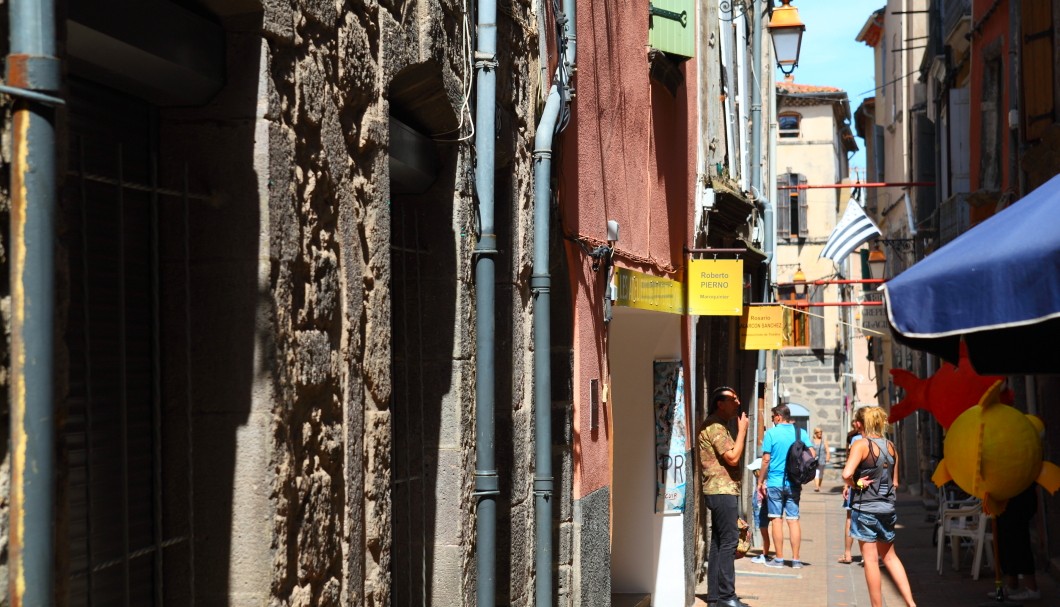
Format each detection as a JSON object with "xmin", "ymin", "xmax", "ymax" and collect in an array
[{"xmin": 699, "ymin": 386, "xmax": 749, "ymax": 607}]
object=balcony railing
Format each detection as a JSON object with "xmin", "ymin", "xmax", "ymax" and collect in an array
[{"xmin": 939, "ymin": 192, "xmax": 971, "ymax": 245}]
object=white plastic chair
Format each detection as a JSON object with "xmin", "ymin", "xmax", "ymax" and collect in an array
[{"xmin": 935, "ymin": 499, "xmax": 992, "ymax": 579}]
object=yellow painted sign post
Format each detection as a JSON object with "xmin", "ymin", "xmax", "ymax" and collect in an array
[
  {"xmin": 688, "ymin": 259, "xmax": 743, "ymax": 316},
  {"xmin": 740, "ymin": 306, "xmax": 783, "ymax": 350}
]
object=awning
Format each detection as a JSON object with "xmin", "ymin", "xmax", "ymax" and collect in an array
[{"xmin": 882, "ymin": 173, "xmax": 1060, "ymax": 374}]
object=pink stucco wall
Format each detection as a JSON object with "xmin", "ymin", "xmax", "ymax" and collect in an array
[{"xmin": 560, "ymin": 3, "xmax": 697, "ymax": 499}]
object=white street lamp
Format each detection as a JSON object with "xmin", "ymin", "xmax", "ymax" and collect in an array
[
  {"xmin": 868, "ymin": 246, "xmax": 887, "ymax": 280},
  {"xmin": 769, "ymin": 0, "xmax": 805, "ymax": 76}
]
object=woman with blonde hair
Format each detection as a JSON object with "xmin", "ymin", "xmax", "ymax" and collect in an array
[
  {"xmin": 811, "ymin": 427, "xmax": 828, "ymax": 492},
  {"xmin": 842, "ymin": 406, "xmax": 916, "ymax": 607}
]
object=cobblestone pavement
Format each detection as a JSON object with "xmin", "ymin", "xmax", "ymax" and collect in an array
[{"xmin": 695, "ymin": 479, "xmax": 1057, "ymax": 606}]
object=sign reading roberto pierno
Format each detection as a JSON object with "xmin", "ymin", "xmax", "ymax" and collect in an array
[{"xmin": 688, "ymin": 259, "xmax": 743, "ymax": 316}]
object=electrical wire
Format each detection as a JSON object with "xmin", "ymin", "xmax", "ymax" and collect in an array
[
  {"xmin": 855, "ymin": 70, "xmax": 922, "ymax": 98},
  {"xmin": 432, "ymin": 2, "xmax": 476, "ymax": 142},
  {"xmin": 779, "ymin": 303, "xmax": 886, "ymax": 336}
]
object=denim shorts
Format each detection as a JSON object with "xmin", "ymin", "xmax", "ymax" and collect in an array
[
  {"xmin": 766, "ymin": 486, "xmax": 801, "ymax": 520},
  {"xmin": 850, "ymin": 509, "xmax": 897, "ymax": 543}
]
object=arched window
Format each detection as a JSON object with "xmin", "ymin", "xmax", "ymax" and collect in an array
[{"xmin": 779, "ymin": 112, "xmax": 801, "ymax": 138}]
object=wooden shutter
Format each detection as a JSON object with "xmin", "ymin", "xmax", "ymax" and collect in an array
[
  {"xmin": 1021, "ymin": 1, "xmax": 1055, "ymax": 141},
  {"xmin": 809, "ymin": 287, "xmax": 825, "ymax": 350},
  {"xmin": 648, "ymin": 0, "xmax": 695, "ymax": 58},
  {"xmin": 979, "ymin": 53, "xmax": 1002, "ymax": 190},
  {"xmin": 797, "ymin": 174, "xmax": 809, "ymax": 238},
  {"xmin": 915, "ymin": 114, "xmax": 937, "ymax": 229},
  {"xmin": 777, "ymin": 174, "xmax": 791, "ymax": 239},
  {"xmin": 949, "ymin": 87, "xmax": 971, "ymax": 193}
]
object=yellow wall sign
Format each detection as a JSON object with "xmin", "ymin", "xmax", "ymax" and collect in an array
[
  {"xmin": 613, "ymin": 268, "xmax": 686, "ymax": 315},
  {"xmin": 740, "ymin": 306, "xmax": 783, "ymax": 350},
  {"xmin": 688, "ymin": 259, "xmax": 743, "ymax": 316}
]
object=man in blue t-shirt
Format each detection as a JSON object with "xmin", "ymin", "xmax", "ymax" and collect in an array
[{"xmin": 756, "ymin": 404, "xmax": 814, "ymax": 569}]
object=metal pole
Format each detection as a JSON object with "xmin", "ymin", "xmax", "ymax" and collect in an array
[
  {"xmin": 531, "ymin": 89, "xmax": 559, "ymax": 605},
  {"xmin": 8, "ymin": 0, "xmax": 59, "ymax": 603},
  {"xmin": 531, "ymin": 1, "xmax": 574, "ymax": 603},
  {"xmin": 777, "ymin": 279, "xmax": 885, "ymax": 286},
  {"xmin": 474, "ymin": 0, "xmax": 499, "ymax": 601},
  {"xmin": 776, "ymin": 181, "xmax": 935, "ymax": 190},
  {"xmin": 751, "ymin": 0, "xmax": 768, "ymax": 455},
  {"xmin": 750, "ymin": 301, "xmax": 883, "ymax": 308}
]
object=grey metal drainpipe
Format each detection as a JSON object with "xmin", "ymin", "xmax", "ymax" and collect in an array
[
  {"xmin": 751, "ymin": 0, "xmax": 774, "ymax": 412},
  {"xmin": 474, "ymin": 0, "xmax": 500, "ymax": 602},
  {"xmin": 532, "ymin": 0, "xmax": 575, "ymax": 604},
  {"xmin": 8, "ymin": 0, "xmax": 60, "ymax": 604},
  {"xmin": 532, "ymin": 89, "xmax": 560, "ymax": 607}
]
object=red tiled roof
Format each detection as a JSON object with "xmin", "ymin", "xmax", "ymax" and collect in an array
[{"xmin": 776, "ymin": 80, "xmax": 845, "ymax": 94}]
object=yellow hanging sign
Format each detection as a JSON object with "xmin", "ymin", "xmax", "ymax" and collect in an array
[
  {"xmin": 740, "ymin": 306, "xmax": 784, "ymax": 350},
  {"xmin": 613, "ymin": 267, "xmax": 686, "ymax": 315},
  {"xmin": 688, "ymin": 259, "xmax": 743, "ymax": 316}
]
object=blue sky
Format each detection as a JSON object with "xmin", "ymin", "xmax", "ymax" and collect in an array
[{"xmin": 774, "ymin": 1, "xmax": 881, "ymax": 175}]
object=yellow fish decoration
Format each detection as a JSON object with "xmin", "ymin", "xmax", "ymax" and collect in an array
[{"xmin": 931, "ymin": 381, "xmax": 1060, "ymax": 515}]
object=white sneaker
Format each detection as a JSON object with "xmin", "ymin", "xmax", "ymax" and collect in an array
[
  {"xmin": 749, "ymin": 554, "xmax": 768, "ymax": 564},
  {"xmin": 1008, "ymin": 588, "xmax": 1041, "ymax": 601}
]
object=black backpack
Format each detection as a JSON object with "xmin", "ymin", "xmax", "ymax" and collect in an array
[{"xmin": 785, "ymin": 426, "xmax": 818, "ymax": 486}]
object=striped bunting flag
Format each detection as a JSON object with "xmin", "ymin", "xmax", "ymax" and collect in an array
[{"xmin": 820, "ymin": 199, "xmax": 881, "ymax": 263}]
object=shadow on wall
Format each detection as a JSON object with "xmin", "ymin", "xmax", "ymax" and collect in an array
[
  {"xmin": 388, "ymin": 62, "xmax": 460, "ymax": 606},
  {"xmin": 157, "ymin": 13, "xmax": 263, "ymax": 604},
  {"xmin": 56, "ymin": 9, "xmax": 263, "ymax": 605}
]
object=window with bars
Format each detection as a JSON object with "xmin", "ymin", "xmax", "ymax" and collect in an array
[{"xmin": 63, "ymin": 77, "xmax": 197, "ymax": 607}]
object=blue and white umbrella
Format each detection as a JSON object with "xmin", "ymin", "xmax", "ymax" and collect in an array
[{"xmin": 881, "ymin": 173, "xmax": 1060, "ymax": 374}]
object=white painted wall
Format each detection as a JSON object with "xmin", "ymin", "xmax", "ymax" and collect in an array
[{"xmin": 609, "ymin": 306, "xmax": 686, "ymax": 606}]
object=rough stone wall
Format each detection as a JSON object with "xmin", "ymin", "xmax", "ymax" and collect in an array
[
  {"xmin": 259, "ymin": 1, "xmax": 400, "ymax": 603},
  {"xmin": 572, "ymin": 486, "xmax": 611, "ymax": 607},
  {"xmin": 260, "ymin": 0, "xmax": 541, "ymax": 605},
  {"xmin": 779, "ymin": 350, "xmax": 844, "ymax": 448},
  {"xmin": 493, "ymin": 0, "xmax": 544, "ymax": 603}
]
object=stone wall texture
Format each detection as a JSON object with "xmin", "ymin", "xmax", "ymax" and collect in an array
[
  {"xmin": 0, "ymin": 0, "xmax": 547, "ymax": 604},
  {"xmin": 260, "ymin": 1, "xmax": 541, "ymax": 605},
  {"xmin": 779, "ymin": 350, "xmax": 844, "ymax": 448}
]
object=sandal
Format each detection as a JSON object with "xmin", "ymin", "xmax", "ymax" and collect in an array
[{"xmin": 837, "ymin": 557, "xmax": 853, "ymax": 564}]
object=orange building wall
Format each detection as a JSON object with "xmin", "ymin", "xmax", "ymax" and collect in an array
[
  {"xmin": 560, "ymin": 2, "xmax": 697, "ymax": 499},
  {"xmin": 969, "ymin": 0, "xmax": 1014, "ymax": 224}
]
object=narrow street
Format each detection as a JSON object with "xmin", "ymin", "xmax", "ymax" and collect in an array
[{"xmin": 697, "ymin": 480, "xmax": 1058, "ymax": 606}]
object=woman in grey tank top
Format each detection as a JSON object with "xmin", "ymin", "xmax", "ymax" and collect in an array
[{"xmin": 842, "ymin": 406, "xmax": 917, "ymax": 607}]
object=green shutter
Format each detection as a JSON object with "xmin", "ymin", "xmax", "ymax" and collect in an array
[{"xmin": 649, "ymin": 0, "xmax": 695, "ymax": 58}]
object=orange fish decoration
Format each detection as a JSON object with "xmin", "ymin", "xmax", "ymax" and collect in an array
[{"xmin": 888, "ymin": 342, "xmax": 1002, "ymax": 429}]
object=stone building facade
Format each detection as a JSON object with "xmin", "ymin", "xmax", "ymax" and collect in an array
[
  {"xmin": 773, "ymin": 77, "xmax": 868, "ymax": 452},
  {"xmin": 1, "ymin": 0, "xmax": 553, "ymax": 605}
]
